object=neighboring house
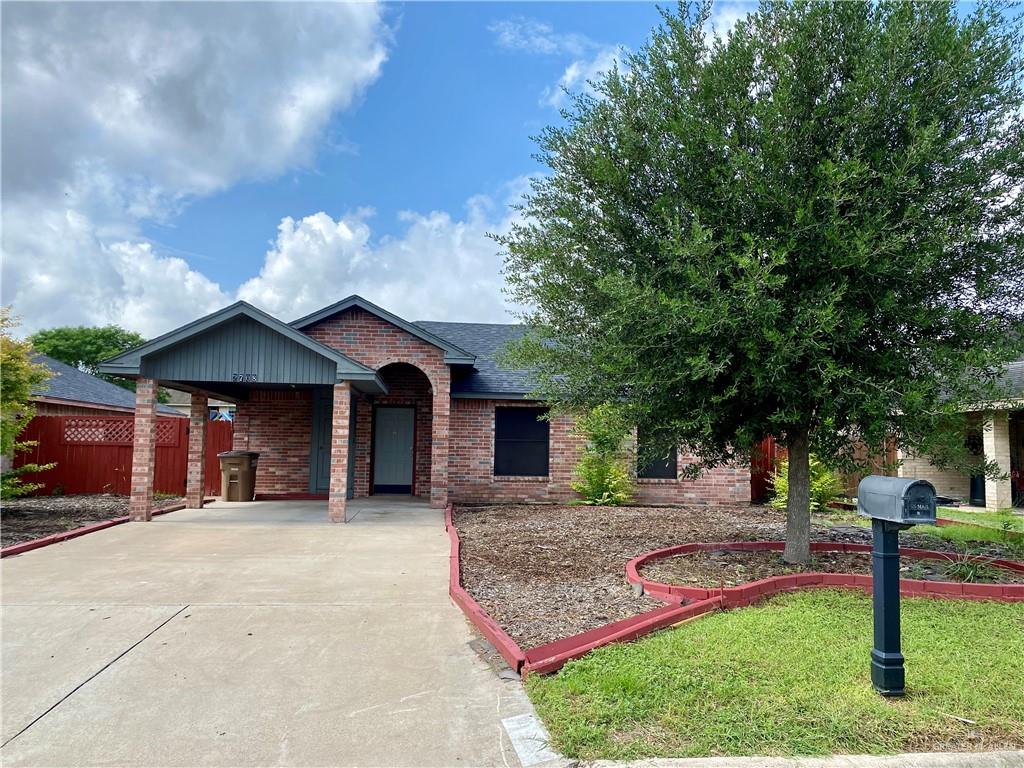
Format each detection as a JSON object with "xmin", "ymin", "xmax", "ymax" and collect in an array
[
  {"xmin": 31, "ymin": 354, "xmax": 183, "ymax": 417},
  {"xmin": 897, "ymin": 360, "xmax": 1023, "ymax": 510},
  {"xmin": 98, "ymin": 296, "xmax": 749, "ymax": 521}
]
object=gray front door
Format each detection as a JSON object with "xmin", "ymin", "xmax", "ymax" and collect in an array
[{"xmin": 373, "ymin": 407, "xmax": 414, "ymax": 494}]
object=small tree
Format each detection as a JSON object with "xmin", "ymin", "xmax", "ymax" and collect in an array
[
  {"xmin": 500, "ymin": 1, "xmax": 1024, "ymax": 563},
  {"xmin": 571, "ymin": 404, "xmax": 635, "ymax": 505},
  {"xmin": 1, "ymin": 308, "xmax": 55, "ymax": 498}
]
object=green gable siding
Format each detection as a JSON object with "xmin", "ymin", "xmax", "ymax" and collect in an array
[{"xmin": 140, "ymin": 316, "xmax": 338, "ymax": 385}]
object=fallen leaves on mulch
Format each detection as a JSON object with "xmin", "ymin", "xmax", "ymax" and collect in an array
[
  {"xmin": 453, "ymin": 504, "xmax": 1024, "ymax": 649},
  {"xmin": 454, "ymin": 503, "xmax": 786, "ymax": 649},
  {"xmin": 1, "ymin": 494, "xmax": 182, "ymax": 547}
]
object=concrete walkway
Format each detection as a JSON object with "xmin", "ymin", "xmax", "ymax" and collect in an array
[{"xmin": 1, "ymin": 498, "xmax": 538, "ymax": 767}]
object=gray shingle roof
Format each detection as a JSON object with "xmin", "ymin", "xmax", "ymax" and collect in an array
[
  {"xmin": 32, "ymin": 355, "xmax": 181, "ymax": 415},
  {"xmin": 995, "ymin": 360, "xmax": 1024, "ymax": 401},
  {"xmin": 414, "ymin": 322, "xmax": 535, "ymax": 397}
]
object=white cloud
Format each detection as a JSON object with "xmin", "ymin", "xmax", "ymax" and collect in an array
[
  {"xmin": 488, "ymin": 16, "xmax": 590, "ymax": 57},
  {"xmin": 705, "ymin": 2, "xmax": 755, "ymax": 40},
  {"xmin": 1, "ymin": 2, "xmax": 389, "ymax": 336},
  {"xmin": 490, "ymin": 16, "xmax": 627, "ymax": 110},
  {"xmin": 541, "ymin": 46, "xmax": 628, "ymax": 109},
  {"xmin": 238, "ymin": 179, "xmax": 532, "ymax": 324}
]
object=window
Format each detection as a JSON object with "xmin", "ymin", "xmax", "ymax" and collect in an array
[
  {"xmin": 638, "ymin": 431, "xmax": 677, "ymax": 479},
  {"xmin": 494, "ymin": 407, "xmax": 549, "ymax": 476}
]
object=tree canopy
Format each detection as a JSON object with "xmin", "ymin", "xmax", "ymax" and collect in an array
[
  {"xmin": 500, "ymin": 0, "xmax": 1024, "ymax": 562},
  {"xmin": 30, "ymin": 324, "xmax": 146, "ymax": 390}
]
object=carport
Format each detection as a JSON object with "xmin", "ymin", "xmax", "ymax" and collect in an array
[{"xmin": 98, "ymin": 302, "xmax": 388, "ymax": 523}]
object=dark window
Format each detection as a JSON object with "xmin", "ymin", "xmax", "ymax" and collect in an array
[
  {"xmin": 638, "ymin": 432, "xmax": 677, "ymax": 479},
  {"xmin": 494, "ymin": 407, "xmax": 549, "ymax": 476}
]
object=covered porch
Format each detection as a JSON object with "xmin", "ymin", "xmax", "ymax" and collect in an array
[{"xmin": 98, "ymin": 302, "xmax": 451, "ymax": 523}]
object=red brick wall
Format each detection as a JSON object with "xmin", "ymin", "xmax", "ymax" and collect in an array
[
  {"xmin": 232, "ymin": 390, "xmax": 312, "ymax": 495},
  {"xmin": 448, "ymin": 398, "xmax": 750, "ymax": 506}
]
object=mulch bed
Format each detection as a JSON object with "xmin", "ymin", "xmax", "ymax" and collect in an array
[
  {"xmin": 453, "ymin": 504, "xmax": 1023, "ymax": 649},
  {"xmin": 1, "ymin": 494, "xmax": 182, "ymax": 547},
  {"xmin": 641, "ymin": 548, "xmax": 1024, "ymax": 588}
]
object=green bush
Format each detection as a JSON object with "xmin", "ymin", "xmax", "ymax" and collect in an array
[
  {"xmin": 1, "ymin": 441, "xmax": 54, "ymax": 499},
  {"xmin": 571, "ymin": 404, "xmax": 634, "ymax": 506},
  {"xmin": 770, "ymin": 454, "xmax": 844, "ymax": 513}
]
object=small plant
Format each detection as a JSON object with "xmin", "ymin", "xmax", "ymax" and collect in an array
[
  {"xmin": 570, "ymin": 404, "xmax": 634, "ymax": 506},
  {"xmin": 154, "ymin": 491, "xmax": 179, "ymax": 501},
  {"xmin": 770, "ymin": 455, "xmax": 845, "ymax": 513},
  {"xmin": 0, "ymin": 440, "xmax": 55, "ymax": 499},
  {"xmin": 943, "ymin": 551, "xmax": 999, "ymax": 583}
]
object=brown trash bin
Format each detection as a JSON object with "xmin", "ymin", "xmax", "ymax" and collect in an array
[{"xmin": 217, "ymin": 451, "xmax": 260, "ymax": 501}]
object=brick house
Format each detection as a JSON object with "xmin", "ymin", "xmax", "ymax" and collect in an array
[{"xmin": 99, "ymin": 296, "xmax": 749, "ymax": 522}]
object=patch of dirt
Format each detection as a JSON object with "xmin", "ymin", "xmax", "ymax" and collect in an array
[
  {"xmin": 642, "ymin": 548, "xmax": 1024, "ymax": 587},
  {"xmin": 1, "ymin": 494, "xmax": 182, "ymax": 547},
  {"xmin": 453, "ymin": 504, "xmax": 1023, "ymax": 649}
]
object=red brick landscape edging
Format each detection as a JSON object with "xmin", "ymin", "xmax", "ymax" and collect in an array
[
  {"xmin": 625, "ymin": 541, "xmax": 1024, "ymax": 605},
  {"xmin": 445, "ymin": 505, "xmax": 722, "ymax": 676},
  {"xmin": 1, "ymin": 498, "xmax": 214, "ymax": 559},
  {"xmin": 445, "ymin": 504, "xmax": 528, "ymax": 673}
]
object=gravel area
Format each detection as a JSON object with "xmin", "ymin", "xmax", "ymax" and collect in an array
[
  {"xmin": 642, "ymin": 548, "xmax": 1024, "ymax": 587},
  {"xmin": 453, "ymin": 504, "xmax": 1023, "ymax": 649},
  {"xmin": 1, "ymin": 494, "xmax": 182, "ymax": 547}
]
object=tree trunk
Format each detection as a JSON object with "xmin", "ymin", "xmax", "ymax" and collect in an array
[{"xmin": 783, "ymin": 428, "xmax": 811, "ymax": 565}]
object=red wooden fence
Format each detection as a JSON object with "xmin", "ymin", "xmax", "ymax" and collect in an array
[
  {"xmin": 13, "ymin": 415, "xmax": 233, "ymax": 497},
  {"xmin": 750, "ymin": 436, "xmax": 786, "ymax": 503}
]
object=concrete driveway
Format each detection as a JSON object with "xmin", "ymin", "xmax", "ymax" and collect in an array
[{"xmin": 1, "ymin": 499, "xmax": 541, "ymax": 767}]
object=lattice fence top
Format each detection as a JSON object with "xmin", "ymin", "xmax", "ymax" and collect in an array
[{"xmin": 62, "ymin": 417, "xmax": 181, "ymax": 446}]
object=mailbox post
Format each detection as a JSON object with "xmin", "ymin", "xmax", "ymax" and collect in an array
[{"xmin": 857, "ymin": 476, "xmax": 937, "ymax": 696}]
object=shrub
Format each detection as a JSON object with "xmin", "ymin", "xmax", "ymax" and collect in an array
[
  {"xmin": 571, "ymin": 404, "xmax": 634, "ymax": 506},
  {"xmin": 0, "ymin": 441, "xmax": 54, "ymax": 499},
  {"xmin": 770, "ymin": 454, "xmax": 845, "ymax": 513}
]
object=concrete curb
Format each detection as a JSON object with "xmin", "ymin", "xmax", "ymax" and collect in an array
[
  {"xmin": 1, "ymin": 497, "xmax": 213, "ymax": 559},
  {"xmin": 588, "ymin": 751, "xmax": 1024, "ymax": 767},
  {"xmin": 626, "ymin": 541, "xmax": 1024, "ymax": 605}
]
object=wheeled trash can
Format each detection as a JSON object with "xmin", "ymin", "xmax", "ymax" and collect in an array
[{"xmin": 217, "ymin": 451, "xmax": 260, "ymax": 501}]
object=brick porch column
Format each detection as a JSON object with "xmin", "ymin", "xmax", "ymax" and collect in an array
[
  {"xmin": 328, "ymin": 382, "xmax": 351, "ymax": 523},
  {"xmin": 430, "ymin": 371, "xmax": 451, "ymax": 509},
  {"xmin": 128, "ymin": 377, "xmax": 158, "ymax": 522},
  {"xmin": 185, "ymin": 392, "xmax": 208, "ymax": 508},
  {"xmin": 983, "ymin": 410, "xmax": 1012, "ymax": 511}
]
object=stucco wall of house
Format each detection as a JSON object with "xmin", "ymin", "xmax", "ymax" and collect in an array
[{"xmin": 232, "ymin": 390, "xmax": 312, "ymax": 495}]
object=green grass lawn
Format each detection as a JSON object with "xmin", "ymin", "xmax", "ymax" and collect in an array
[
  {"xmin": 526, "ymin": 590, "xmax": 1024, "ymax": 759},
  {"xmin": 937, "ymin": 507, "xmax": 1024, "ymax": 533}
]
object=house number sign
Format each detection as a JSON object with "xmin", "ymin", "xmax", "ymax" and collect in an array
[{"xmin": 231, "ymin": 373, "xmax": 258, "ymax": 382}]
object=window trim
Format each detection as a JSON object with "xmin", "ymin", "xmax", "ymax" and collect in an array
[
  {"xmin": 637, "ymin": 434, "xmax": 678, "ymax": 480},
  {"xmin": 493, "ymin": 406, "xmax": 550, "ymax": 478}
]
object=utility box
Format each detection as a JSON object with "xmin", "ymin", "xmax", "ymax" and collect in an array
[
  {"xmin": 858, "ymin": 476, "xmax": 936, "ymax": 527},
  {"xmin": 218, "ymin": 451, "xmax": 260, "ymax": 502}
]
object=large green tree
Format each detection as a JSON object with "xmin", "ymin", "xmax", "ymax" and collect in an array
[
  {"xmin": 500, "ymin": 1, "xmax": 1024, "ymax": 563},
  {"xmin": 30, "ymin": 325, "xmax": 146, "ymax": 390}
]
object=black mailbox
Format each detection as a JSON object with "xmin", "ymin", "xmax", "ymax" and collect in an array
[
  {"xmin": 856, "ymin": 474, "xmax": 937, "ymax": 697},
  {"xmin": 858, "ymin": 476, "xmax": 936, "ymax": 527}
]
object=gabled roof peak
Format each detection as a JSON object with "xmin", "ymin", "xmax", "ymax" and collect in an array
[{"xmin": 290, "ymin": 295, "xmax": 476, "ymax": 365}]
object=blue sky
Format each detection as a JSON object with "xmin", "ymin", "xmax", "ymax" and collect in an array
[
  {"xmin": 0, "ymin": 1, "xmax": 747, "ymax": 336},
  {"xmin": 140, "ymin": 3, "xmax": 668, "ymax": 293}
]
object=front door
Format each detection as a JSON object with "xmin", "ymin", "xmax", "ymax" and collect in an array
[{"xmin": 373, "ymin": 406, "xmax": 414, "ymax": 494}]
